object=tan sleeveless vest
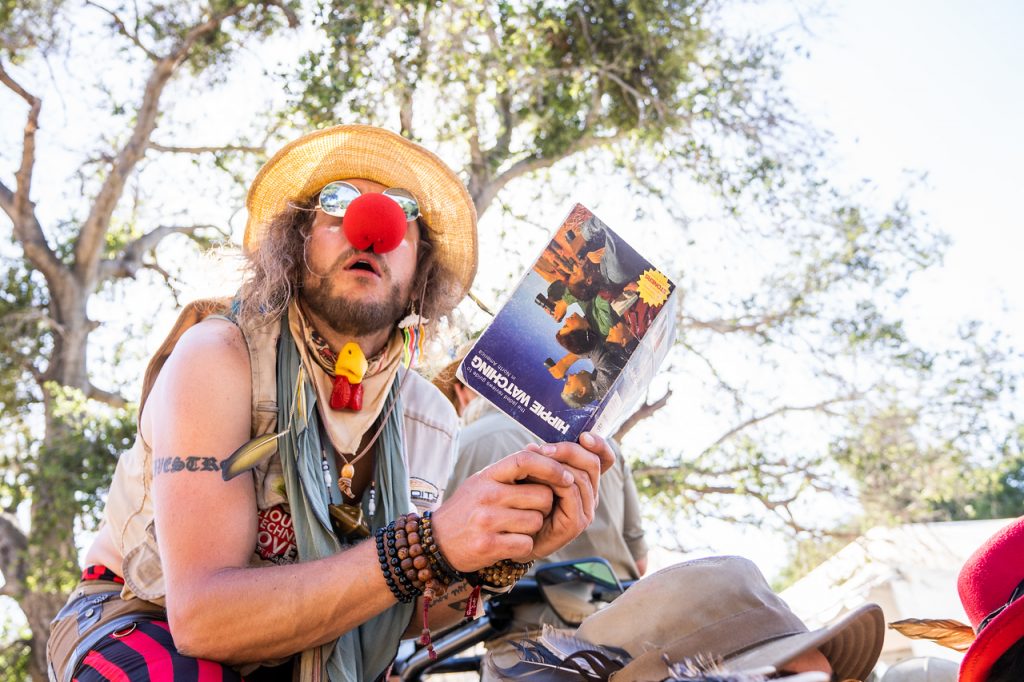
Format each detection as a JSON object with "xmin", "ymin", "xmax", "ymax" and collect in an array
[{"xmin": 103, "ymin": 298, "xmax": 458, "ymax": 604}]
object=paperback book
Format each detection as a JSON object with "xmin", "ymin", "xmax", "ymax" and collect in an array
[{"xmin": 458, "ymin": 204, "xmax": 677, "ymax": 443}]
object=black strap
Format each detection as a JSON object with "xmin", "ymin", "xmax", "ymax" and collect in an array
[{"xmin": 978, "ymin": 577, "xmax": 1024, "ymax": 633}]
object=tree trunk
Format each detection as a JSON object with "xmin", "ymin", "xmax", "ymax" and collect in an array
[
  {"xmin": 22, "ymin": 285, "xmax": 94, "ymax": 680},
  {"xmin": 20, "ymin": 589, "xmax": 68, "ymax": 682}
]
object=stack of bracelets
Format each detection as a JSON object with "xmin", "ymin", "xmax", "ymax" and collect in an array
[{"xmin": 374, "ymin": 510, "xmax": 533, "ymax": 659}]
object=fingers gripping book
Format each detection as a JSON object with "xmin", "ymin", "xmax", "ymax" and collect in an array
[{"xmin": 458, "ymin": 204, "xmax": 678, "ymax": 443}]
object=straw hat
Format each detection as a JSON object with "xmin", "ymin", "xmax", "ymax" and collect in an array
[
  {"xmin": 574, "ymin": 556, "xmax": 884, "ymax": 681},
  {"xmin": 431, "ymin": 356, "xmax": 463, "ymax": 409},
  {"xmin": 244, "ymin": 124, "xmax": 478, "ymax": 300},
  {"xmin": 430, "ymin": 340, "xmax": 478, "ymax": 408}
]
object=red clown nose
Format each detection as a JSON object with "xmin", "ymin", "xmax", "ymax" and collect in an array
[{"xmin": 342, "ymin": 193, "xmax": 408, "ymax": 253}]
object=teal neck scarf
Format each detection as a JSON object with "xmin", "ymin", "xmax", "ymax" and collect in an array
[{"xmin": 276, "ymin": 311, "xmax": 414, "ymax": 682}]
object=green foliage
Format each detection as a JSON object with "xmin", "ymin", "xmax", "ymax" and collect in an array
[
  {"xmin": 44, "ymin": 384, "xmax": 136, "ymax": 521},
  {"xmin": 0, "ymin": 608, "xmax": 31, "ymax": 682},
  {"xmin": 775, "ymin": 429, "xmax": 1023, "ymax": 587},
  {"xmin": 0, "ymin": 258, "xmax": 49, "ymax": 418},
  {"xmin": 0, "ymin": 0, "xmax": 64, "ymax": 60},
  {"xmin": 772, "ymin": 531, "xmax": 853, "ymax": 591},
  {"xmin": 3, "ymin": 383, "xmax": 136, "ymax": 594},
  {"xmin": 289, "ymin": 0, "xmax": 771, "ymax": 193},
  {"xmin": 840, "ymin": 419, "xmax": 1024, "ymax": 527},
  {"xmin": 832, "ymin": 323, "xmax": 1021, "ymax": 525}
]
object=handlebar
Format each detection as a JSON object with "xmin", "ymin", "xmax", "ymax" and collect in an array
[{"xmin": 393, "ymin": 559, "xmax": 628, "ymax": 682}]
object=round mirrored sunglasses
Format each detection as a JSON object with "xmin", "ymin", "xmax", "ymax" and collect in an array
[{"xmin": 316, "ymin": 181, "xmax": 420, "ymax": 221}]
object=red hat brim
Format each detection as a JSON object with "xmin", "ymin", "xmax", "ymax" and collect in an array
[{"xmin": 959, "ymin": 598, "xmax": 1024, "ymax": 682}]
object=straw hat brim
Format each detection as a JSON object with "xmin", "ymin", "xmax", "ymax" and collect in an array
[
  {"xmin": 244, "ymin": 124, "xmax": 478, "ymax": 300},
  {"xmin": 429, "ymin": 340, "xmax": 478, "ymax": 408},
  {"xmin": 725, "ymin": 603, "xmax": 885, "ymax": 681}
]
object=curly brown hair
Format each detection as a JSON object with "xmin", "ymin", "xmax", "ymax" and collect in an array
[{"xmin": 236, "ymin": 199, "xmax": 459, "ymax": 331}]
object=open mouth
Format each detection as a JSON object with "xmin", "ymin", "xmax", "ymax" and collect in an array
[{"xmin": 343, "ymin": 256, "xmax": 382, "ymax": 276}]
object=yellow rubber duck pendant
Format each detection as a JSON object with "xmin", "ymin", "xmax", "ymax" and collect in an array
[{"xmin": 330, "ymin": 342, "xmax": 368, "ymax": 411}]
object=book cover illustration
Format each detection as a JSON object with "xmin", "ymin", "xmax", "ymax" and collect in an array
[{"xmin": 459, "ymin": 204, "xmax": 677, "ymax": 443}]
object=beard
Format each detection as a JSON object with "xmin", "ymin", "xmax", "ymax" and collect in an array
[{"xmin": 300, "ymin": 255, "xmax": 412, "ymax": 336}]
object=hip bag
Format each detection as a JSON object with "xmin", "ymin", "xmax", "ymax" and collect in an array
[{"xmin": 47, "ymin": 579, "xmax": 166, "ymax": 682}]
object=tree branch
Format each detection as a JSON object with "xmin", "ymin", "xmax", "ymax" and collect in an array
[
  {"xmin": 87, "ymin": 383, "xmax": 129, "ymax": 409},
  {"xmin": 98, "ymin": 223, "xmax": 223, "ymax": 281},
  {"xmin": 144, "ymin": 261, "xmax": 184, "ymax": 307},
  {"xmin": 472, "ymin": 133, "xmax": 621, "ymax": 214},
  {"xmin": 613, "ymin": 388, "xmax": 673, "ymax": 442},
  {"xmin": 85, "ymin": 1, "xmax": 158, "ymax": 61},
  {"xmin": 148, "ymin": 142, "xmax": 264, "ymax": 154},
  {"xmin": 1, "ymin": 307, "xmax": 65, "ymax": 338},
  {"xmin": 0, "ymin": 513, "xmax": 28, "ymax": 598},
  {"xmin": 0, "ymin": 65, "xmax": 68, "ymax": 288},
  {"xmin": 265, "ymin": 0, "xmax": 300, "ymax": 28},
  {"xmin": 680, "ymin": 340, "xmax": 743, "ymax": 410},
  {"xmin": 482, "ymin": 20, "xmax": 513, "ymax": 161},
  {"xmin": 74, "ymin": 2, "xmax": 257, "ymax": 285},
  {"xmin": 700, "ymin": 394, "xmax": 859, "ymax": 457},
  {"xmin": 685, "ymin": 310, "xmax": 793, "ymax": 335}
]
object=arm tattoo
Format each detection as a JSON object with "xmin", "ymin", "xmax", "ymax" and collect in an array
[
  {"xmin": 445, "ymin": 581, "xmax": 472, "ymax": 612},
  {"xmin": 153, "ymin": 456, "xmax": 221, "ymax": 476}
]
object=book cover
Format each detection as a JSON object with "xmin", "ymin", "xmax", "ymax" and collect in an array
[{"xmin": 458, "ymin": 204, "xmax": 677, "ymax": 443}]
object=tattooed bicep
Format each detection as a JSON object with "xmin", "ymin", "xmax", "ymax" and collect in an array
[{"xmin": 153, "ymin": 455, "xmax": 221, "ymax": 476}]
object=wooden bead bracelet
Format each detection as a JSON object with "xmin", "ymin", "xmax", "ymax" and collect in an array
[{"xmin": 374, "ymin": 511, "xmax": 534, "ymax": 659}]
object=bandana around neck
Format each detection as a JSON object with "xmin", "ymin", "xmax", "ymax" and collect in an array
[{"xmin": 289, "ymin": 300, "xmax": 405, "ymax": 455}]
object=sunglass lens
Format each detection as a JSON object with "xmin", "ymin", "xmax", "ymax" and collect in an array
[
  {"xmin": 319, "ymin": 181, "xmax": 361, "ymax": 217},
  {"xmin": 383, "ymin": 188, "xmax": 420, "ymax": 221}
]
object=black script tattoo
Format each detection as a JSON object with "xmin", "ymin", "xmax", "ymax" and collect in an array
[
  {"xmin": 153, "ymin": 456, "xmax": 221, "ymax": 476},
  {"xmin": 445, "ymin": 581, "xmax": 472, "ymax": 612}
]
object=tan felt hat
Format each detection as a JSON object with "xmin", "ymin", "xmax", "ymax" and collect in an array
[
  {"xmin": 575, "ymin": 556, "xmax": 885, "ymax": 681},
  {"xmin": 244, "ymin": 124, "xmax": 478, "ymax": 300}
]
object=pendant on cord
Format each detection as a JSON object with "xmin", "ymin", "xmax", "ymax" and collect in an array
[
  {"xmin": 328, "ymin": 502, "xmax": 370, "ymax": 539},
  {"xmin": 338, "ymin": 462, "xmax": 356, "ymax": 498},
  {"xmin": 329, "ymin": 342, "xmax": 368, "ymax": 411}
]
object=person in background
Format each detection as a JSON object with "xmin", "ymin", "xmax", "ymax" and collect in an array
[
  {"xmin": 880, "ymin": 657, "xmax": 959, "ymax": 682},
  {"xmin": 433, "ymin": 349, "xmax": 648, "ymax": 598}
]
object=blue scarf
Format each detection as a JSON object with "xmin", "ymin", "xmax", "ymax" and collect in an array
[{"xmin": 276, "ymin": 311, "xmax": 414, "ymax": 682}]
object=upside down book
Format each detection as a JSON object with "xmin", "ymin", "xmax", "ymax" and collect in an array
[{"xmin": 458, "ymin": 204, "xmax": 678, "ymax": 443}]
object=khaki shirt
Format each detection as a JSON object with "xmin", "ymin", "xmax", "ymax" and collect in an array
[{"xmin": 105, "ymin": 300, "xmax": 458, "ymax": 604}]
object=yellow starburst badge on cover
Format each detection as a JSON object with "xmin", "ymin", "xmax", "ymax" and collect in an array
[{"xmin": 638, "ymin": 269, "xmax": 671, "ymax": 307}]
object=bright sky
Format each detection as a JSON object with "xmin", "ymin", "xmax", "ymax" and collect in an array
[{"xmin": 778, "ymin": 0, "xmax": 1023, "ymax": 342}]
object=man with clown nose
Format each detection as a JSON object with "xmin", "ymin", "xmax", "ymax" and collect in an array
[{"xmin": 47, "ymin": 125, "xmax": 613, "ymax": 682}]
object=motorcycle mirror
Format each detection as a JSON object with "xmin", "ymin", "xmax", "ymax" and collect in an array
[{"xmin": 534, "ymin": 558, "xmax": 623, "ymax": 627}]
